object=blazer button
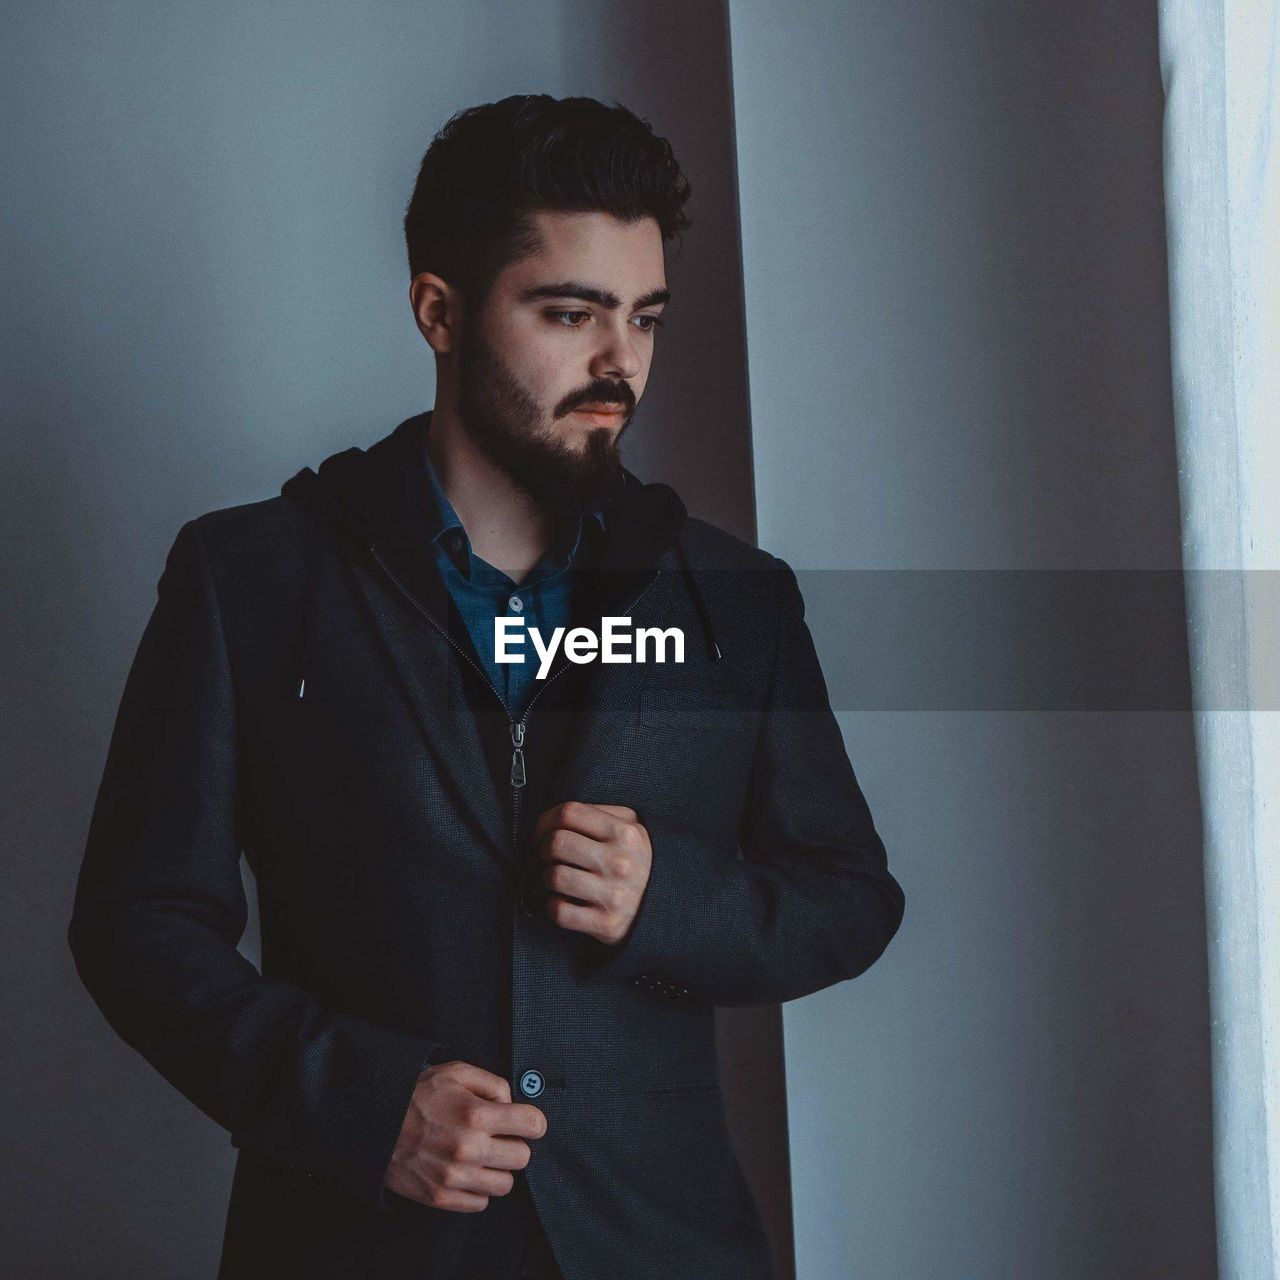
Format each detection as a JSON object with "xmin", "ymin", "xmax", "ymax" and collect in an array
[{"xmin": 519, "ymin": 1069, "xmax": 545, "ymax": 1098}]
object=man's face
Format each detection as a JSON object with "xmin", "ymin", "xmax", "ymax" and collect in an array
[{"xmin": 454, "ymin": 209, "xmax": 668, "ymax": 521}]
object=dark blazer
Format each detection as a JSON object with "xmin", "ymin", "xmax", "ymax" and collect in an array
[{"xmin": 69, "ymin": 412, "xmax": 905, "ymax": 1279}]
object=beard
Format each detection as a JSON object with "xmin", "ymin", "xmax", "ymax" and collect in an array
[{"xmin": 455, "ymin": 316, "xmax": 631, "ymax": 525}]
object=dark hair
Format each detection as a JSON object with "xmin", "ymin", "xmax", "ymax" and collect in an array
[{"xmin": 403, "ymin": 94, "xmax": 691, "ymax": 305}]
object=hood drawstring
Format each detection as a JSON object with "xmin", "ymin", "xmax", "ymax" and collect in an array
[
  {"xmin": 293, "ymin": 575, "xmax": 314, "ymax": 699},
  {"xmin": 672, "ymin": 534, "xmax": 721, "ymax": 662},
  {"xmin": 289, "ymin": 480, "xmax": 326, "ymax": 701}
]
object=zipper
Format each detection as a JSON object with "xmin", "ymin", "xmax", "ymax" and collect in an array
[{"xmin": 364, "ymin": 541, "xmax": 662, "ymax": 906}]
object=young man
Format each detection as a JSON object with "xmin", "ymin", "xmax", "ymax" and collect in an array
[{"xmin": 69, "ymin": 95, "xmax": 905, "ymax": 1280}]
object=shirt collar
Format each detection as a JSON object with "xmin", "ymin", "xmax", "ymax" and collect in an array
[{"xmin": 418, "ymin": 435, "xmax": 606, "ymax": 580}]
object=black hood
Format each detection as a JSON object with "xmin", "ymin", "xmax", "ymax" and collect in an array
[{"xmin": 278, "ymin": 411, "xmax": 720, "ymax": 698}]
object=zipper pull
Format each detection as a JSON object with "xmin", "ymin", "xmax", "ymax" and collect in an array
[{"xmin": 510, "ymin": 721, "xmax": 527, "ymax": 788}]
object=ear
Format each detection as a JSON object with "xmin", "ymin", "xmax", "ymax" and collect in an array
[{"xmin": 409, "ymin": 272, "xmax": 460, "ymax": 354}]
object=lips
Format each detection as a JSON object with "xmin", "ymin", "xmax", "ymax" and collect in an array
[{"xmin": 571, "ymin": 404, "xmax": 628, "ymax": 426}]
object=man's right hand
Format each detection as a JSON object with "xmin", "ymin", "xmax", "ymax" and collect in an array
[{"xmin": 383, "ymin": 1060, "xmax": 547, "ymax": 1212}]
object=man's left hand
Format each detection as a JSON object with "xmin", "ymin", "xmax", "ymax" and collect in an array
[{"xmin": 532, "ymin": 802, "xmax": 653, "ymax": 946}]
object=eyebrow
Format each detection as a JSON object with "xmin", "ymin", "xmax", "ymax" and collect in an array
[{"xmin": 519, "ymin": 281, "xmax": 671, "ymax": 310}]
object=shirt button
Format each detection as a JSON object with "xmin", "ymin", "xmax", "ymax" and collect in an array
[
  {"xmin": 509, "ymin": 595, "xmax": 524, "ymax": 612},
  {"xmin": 448, "ymin": 530, "xmax": 464, "ymax": 551},
  {"xmin": 519, "ymin": 1069, "xmax": 545, "ymax": 1098}
]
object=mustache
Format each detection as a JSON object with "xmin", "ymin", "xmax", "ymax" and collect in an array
[{"xmin": 556, "ymin": 381, "xmax": 636, "ymax": 418}]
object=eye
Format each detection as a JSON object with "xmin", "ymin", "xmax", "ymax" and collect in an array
[
  {"xmin": 632, "ymin": 314, "xmax": 665, "ymax": 332},
  {"xmin": 546, "ymin": 309, "xmax": 591, "ymax": 328}
]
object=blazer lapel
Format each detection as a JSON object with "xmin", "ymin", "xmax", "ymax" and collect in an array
[
  {"xmin": 540, "ymin": 554, "xmax": 672, "ymax": 806},
  {"xmin": 309, "ymin": 415, "xmax": 515, "ymax": 861},
  {"xmin": 336, "ymin": 534, "xmax": 513, "ymax": 861}
]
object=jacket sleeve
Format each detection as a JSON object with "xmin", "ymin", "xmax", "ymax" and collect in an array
[
  {"xmin": 67, "ymin": 519, "xmax": 439, "ymax": 1213},
  {"xmin": 585, "ymin": 555, "xmax": 905, "ymax": 1007}
]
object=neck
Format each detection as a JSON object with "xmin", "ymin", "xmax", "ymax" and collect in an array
[{"xmin": 423, "ymin": 404, "xmax": 566, "ymax": 585}]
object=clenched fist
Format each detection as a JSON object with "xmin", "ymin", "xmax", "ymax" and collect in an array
[
  {"xmin": 384, "ymin": 1060, "xmax": 547, "ymax": 1212},
  {"xmin": 533, "ymin": 801, "xmax": 653, "ymax": 946}
]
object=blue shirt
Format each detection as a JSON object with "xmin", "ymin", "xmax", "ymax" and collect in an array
[{"xmin": 418, "ymin": 439, "xmax": 606, "ymax": 722}]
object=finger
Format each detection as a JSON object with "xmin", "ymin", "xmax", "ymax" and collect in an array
[
  {"xmin": 384, "ymin": 1168, "xmax": 490, "ymax": 1213},
  {"xmin": 545, "ymin": 895, "xmax": 601, "ymax": 936},
  {"xmin": 532, "ymin": 800, "xmax": 621, "ymax": 844},
  {"xmin": 532, "ymin": 802, "xmax": 570, "ymax": 844},
  {"xmin": 486, "ymin": 1101, "xmax": 548, "ymax": 1141},
  {"xmin": 545, "ymin": 861, "xmax": 607, "ymax": 905},
  {"xmin": 447, "ymin": 1062, "xmax": 512, "ymax": 1105},
  {"xmin": 538, "ymin": 827, "xmax": 605, "ymax": 870},
  {"xmin": 448, "ymin": 1164, "xmax": 517, "ymax": 1198},
  {"xmin": 433, "ymin": 1189, "xmax": 491, "ymax": 1213},
  {"xmin": 592, "ymin": 804, "xmax": 638, "ymax": 823},
  {"xmin": 474, "ymin": 1135, "xmax": 534, "ymax": 1172}
]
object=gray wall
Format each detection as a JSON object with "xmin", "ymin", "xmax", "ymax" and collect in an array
[
  {"xmin": 728, "ymin": 2, "xmax": 1216, "ymax": 1278},
  {"xmin": 1, "ymin": 3, "xmax": 768, "ymax": 1274}
]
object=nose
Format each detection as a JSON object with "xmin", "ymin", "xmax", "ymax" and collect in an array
[{"xmin": 589, "ymin": 315, "xmax": 644, "ymax": 383}]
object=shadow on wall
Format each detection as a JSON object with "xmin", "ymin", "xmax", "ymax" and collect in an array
[{"xmin": 555, "ymin": 0, "xmax": 758, "ymax": 546}]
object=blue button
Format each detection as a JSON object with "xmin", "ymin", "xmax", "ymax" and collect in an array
[{"xmin": 519, "ymin": 1069, "xmax": 544, "ymax": 1098}]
